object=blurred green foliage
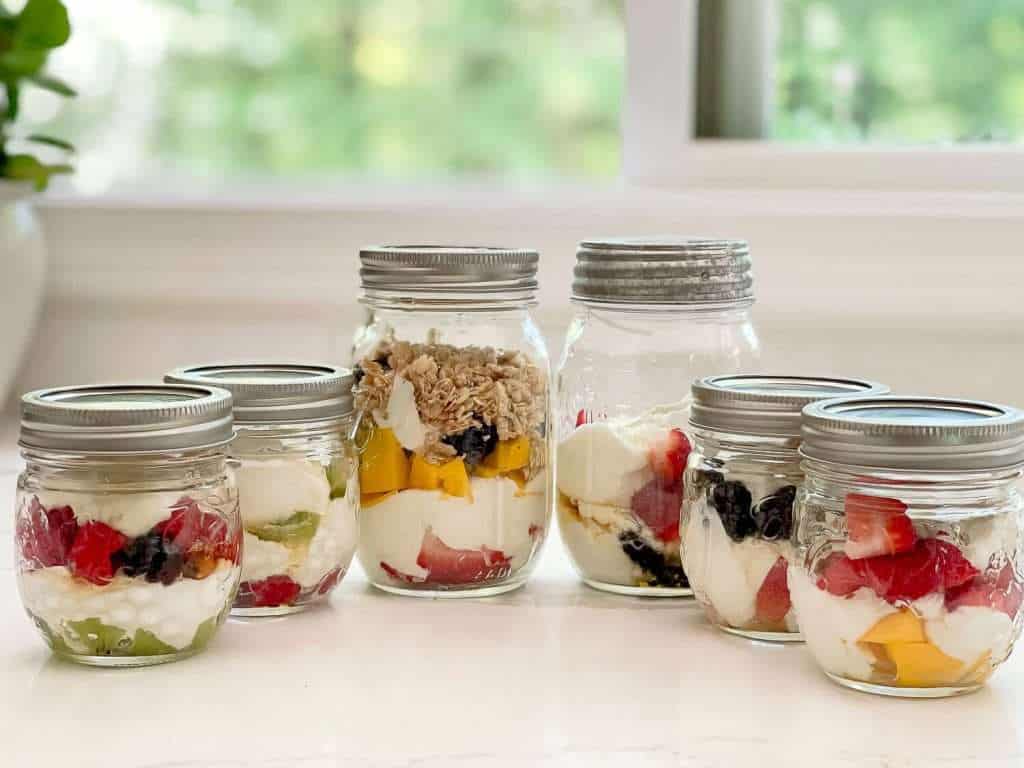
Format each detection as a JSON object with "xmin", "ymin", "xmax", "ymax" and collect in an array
[
  {"xmin": 151, "ymin": 0, "xmax": 623, "ymax": 179},
  {"xmin": 776, "ymin": 0, "xmax": 1024, "ymax": 143}
]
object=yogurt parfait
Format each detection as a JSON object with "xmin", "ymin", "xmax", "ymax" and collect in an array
[
  {"xmin": 166, "ymin": 364, "xmax": 359, "ymax": 616},
  {"xmin": 15, "ymin": 384, "xmax": 241, "ymax": 666}
]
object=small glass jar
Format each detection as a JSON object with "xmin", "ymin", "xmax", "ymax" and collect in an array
[
  {"xmin": 792, "ymin": 396, "xmax": 1024, "ymax": 698},
  {"xmin": 14, "ymin": 384, "xmax": 241, "ymax": 666},
  {"xmin": 352, "ymin": 245, "xmax": 551, "ymax": 597},
  {"xmin": 555, "ymin": 237, "xmax": 760, "ymax": 596},
  {"xmin": 165, "ymin": 364, "xmax": 358, "ymax": 616},
  {"xmin": 682, "ymin": 375, "xmax": 889, "ymax": 641}
]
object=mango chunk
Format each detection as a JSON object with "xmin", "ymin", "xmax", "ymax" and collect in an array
[
  {"xmin": 359, "ymin": 427, "xmax": 409, "ymax": 494},
  {"xmin": 408, "ymin": 453, "xmax": 443, "ymax": 490},
  {"xmin": 437, "ymin": 457, "xmax": 471, "ymax": 498},
  {"xmin": 360, "ymin": 490, "xmax": 398, "ymax": 509},
  {"xmin": 473, "ymin": 464, "xmax": 501, "ymax": 479},
  {"xmin": 887, "ymin": 642, "xmax": 964, "ymax": 687},
  {"xmin": 859, "ymin": 610, "xmax": 927, "ymax": 644},
  {"xmin": 481, "ymin": 436, "xmax": 530, "ymax": 473},
  {"xmin": 408, "ymin": 454, "xmax": 470, "ymax": 498}
]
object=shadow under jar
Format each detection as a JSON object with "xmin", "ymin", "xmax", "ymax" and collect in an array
[
  {"xmin": 352, "ymin": 245, "xmax": 551, "ymax": 598},
  {"xmin": 15, "ymin": 384, "xmax": 242, "ymax": 667},
  {"xmin": 165, "ymin": 364, "xmax": 359, "ymax": 616},
  {"xmin": 555, "ymin": 237, "xmax": 760, "ymax": 597},
  {"xmin": 682, "ymin": 375, "xmax": 888, "ymax": 641},
  {"xmin": 792, "ymin": 396, "xmax": 1024, "ymax": 698}
]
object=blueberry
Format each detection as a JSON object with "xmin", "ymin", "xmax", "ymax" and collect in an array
[
  {"xmin": 618, "ymin": 531, "xmax": 689, "ymax": 588},
  {"xmin": 710, "ymin": 480, "xmax": 755, "ymax": 542},
  {"xmin": 442, "ymin": 422, "xmax": 499, "ymax": 468},
  {"xmin": 751, "ymin": 485, "xmax": 797, "ymax": 542},
  {"xmin": 692, "ymin": 469, "xmax": 724, "ymax": 493},
  {"xmin": 115, "ymin": 532, "xmax": 184, "ymax": 585}
]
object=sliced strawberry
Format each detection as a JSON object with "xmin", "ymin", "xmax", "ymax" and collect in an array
[
  {"xmin": 845, "ymin": 493, "xmax": 916, "ymax": 560},
  {"xmin": 381, "ymin": 528, "xmax": 512, "ymax": 585},
  {"xmin": 755, "ymin": 556, "xmax": 791, "ymax": 624},
  {"xmin": 316, "ymin": 567, "xmax": 344, "ymax": 596},
  {"xmin": 528, "ymin": 523, "xmax": 543, "ymax": 540},
  {"xmin": 68, "ymin": 521, "xmax": 129, "ymax": 585},
  {"xmin": 157, "ymin": 496, "xmax": 238, "ymax": 564},
  {"xmin": 817, "ymin": 538, "xmax": 977, "ymax": 603},
  {"xmin": 575, "ymin": 409, "xmax": 588, "ymax": 428},
  {"xmin": 630, "ymin": 478, "xmax": 683, "ymax": 543},
  {"xmin": 380, "ymin": 560, "xmax": 423, "ymax": 584},
  {"xmin": 647, "ymin": 428, "xmax": 691, "ymax": 489},
  {"xmin": 946, "ymin": 564, "xmax": 1024, "ymax": 618},
  {"xmin": 242, "ymin": 575, "xmax": 301, "ymax": 607},
  {"xmin": 17, "ymin": 496, "xmax": 77, "ymax": 569}
]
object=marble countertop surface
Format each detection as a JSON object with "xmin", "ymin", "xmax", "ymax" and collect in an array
[{"xmin": 1, "ymin": 447, "xmax": 1022, "ymax": 767}]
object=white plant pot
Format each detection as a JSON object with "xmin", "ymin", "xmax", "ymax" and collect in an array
[{"xmin": 0, "ymin": 182, "xmax": 46, "ymax": 406}]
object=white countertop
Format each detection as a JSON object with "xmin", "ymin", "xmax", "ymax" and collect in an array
[{"xmin": 2, "ymin": 455, "xmax": 1023, "ymax": 767}]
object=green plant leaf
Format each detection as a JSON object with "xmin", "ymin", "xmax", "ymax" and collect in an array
[
  {"xmin": 15, "ymin": 0, "xmax": 70, "ymax": 49},
  {"xmin": 3, "ymin": 81, "xmax": 17, "ymax": 121},
  {"xmin": 0, "ymin": 48, "xmax": 45, "ymax": 77},
  {"xmin": 26, "ymin": 133, "xmax": 73, "ymax": 151},
  {"xmin": 3, "ymin": 153, "xmax": 72, "ymax": 189},
  {"xmin": 27, "ymin": 72, "xmax": 74, "ymax": 97}
]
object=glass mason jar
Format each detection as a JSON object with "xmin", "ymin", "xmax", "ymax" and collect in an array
[
  {"xmin": 165, "ymin": 364, "xmax": 358, "ymax": 616},
  {"xmin": 555, "ymin": 237, "xmax": 760, "ymax": 596},
  {"xmin": 14, "ymin": 384, "xmax": 241, "ymax": 666},
  {"xmin": 682, "ymin": 375, "xmax": 889, "ymax": 641},
  {"xmin": 352, "ymin": 245, "xmax": 551, "ymax": 597},
  {"xmin": 792, "ymin": 396, "xmax": 1024, "ymax": 698}
]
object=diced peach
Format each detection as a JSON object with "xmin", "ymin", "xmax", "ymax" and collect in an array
[
  {"xmin": 859, "ymin": 610, "xmax": 926, "ymax": 644},
  {"xmin": 886, "ymin": 642, "xmax": 964, "ymax": 687}
]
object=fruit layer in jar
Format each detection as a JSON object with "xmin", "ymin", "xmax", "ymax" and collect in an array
[
  {"xmin": 556, "ymin": 405, "xmax": 690, "ymax": 590},
  {"xmin": 354, "ymin": 339, "xmax": 548, "ymax": 591},
  {"xmin": 790, "ymin": 493, "xmax": 1023, "ymax": 691},
  {"xmin": 234, "ymin": 455, "xmax": 358, "ymax": 612},
  {"xmin": 16, "ymin": 491, "xmax": 241, "ymax": 661},
  {"xmin": 683, "ymin": 468, "xmax": 798, "ymax": 634}
]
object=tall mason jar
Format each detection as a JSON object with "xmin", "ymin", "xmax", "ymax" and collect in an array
[
  {"xmin": 792, "ymin": 396, "xmax": 1024, "ymax": 698},
  {"xmin": 555, "ymin": 237, "xmax": 760, "ymax": 596},
  {"xmin": 682, "ymin": 375, "xmax": 888, "ymax": 641},
  {"xmin": 15, "ymin": 384, "xmax": 241, "ymax": 666},
  {"xmin": 352, "ymin": 245, "xmax": 551, "ymax": 597},
  {"xmin": 165, "ymin": 364, "xmax": 359, "ymax": 616}
]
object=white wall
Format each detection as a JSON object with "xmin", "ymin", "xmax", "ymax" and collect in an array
[{"xmin": 18, "ymin": 184, "xmax": 1024, "ymax": 409}]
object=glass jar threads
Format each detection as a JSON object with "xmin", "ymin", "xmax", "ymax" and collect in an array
[
  {"xmin": 15, "ymin": 384, "xmax": 241, "ymax": 666},
  {"xmin": 353, "ymin": 245, "xmax": 551, "ymax": 597},
  {"xmin": 792, "ymin": 396, "xmax": 1024, "ymax": 697},
  {"xmin": 165, "ymin": 364, "xmax": 358, "ymax": 616},
  {"xmin": 555, "ymin": 237, "xmax": 760, "ymax": 596},
  {"xmin": 682, "ymin": 375, "xmax": 889, "ymax": 641}
]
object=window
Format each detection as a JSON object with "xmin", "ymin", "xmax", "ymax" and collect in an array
[
  {"xmin": 34, "ymin": 0, "xmax": 624, "ymax": 193},
  {"xmin": 698, "ymin": 0, "xmax": 1024, "ymax": 144}
]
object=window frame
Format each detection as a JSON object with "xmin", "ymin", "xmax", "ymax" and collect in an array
[{"xmin": 623, "ymin": 0, "xmax": 1024, "ymax": 193}]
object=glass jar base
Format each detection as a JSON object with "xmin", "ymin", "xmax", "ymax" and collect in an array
[
  {"xmin": 371, "ymin": 578, "xmax": 526, "ymax": 599},
  {"xmin": 53, "ymin": 648, "xmax": 200, "ymax": 668},
  {"xmin": 825, "ymin": 672, "xmax": 984, "ymax": 699},
  {"xmin": 583, "ymin": 578, "xmax": 693, "ymax": 598},
  {"xmin": 231, "ymin": 603, "xmax": 313, "ymax": 618},
  {"xmin": 717, "ymin": 624, "xmax": 803, "ymax": 643}
]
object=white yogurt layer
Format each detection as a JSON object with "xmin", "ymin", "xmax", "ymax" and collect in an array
[
  {"xmin": 34, "ymin": 490, "xmax": 193, "ymax": 539},
  {"xmin": 360, "ymin": 475, "xmax": 547, "ymax": 581},
  {"xmin": 557, "ymin": 498, "xmax": 639, "ymax": 586},
  {"xmin": 683, "ymin": 500, "xmax": 794, "ymax": 629},
  {"xmin": 926, "ymin": 606, "xmax": 1014, "ymax": 666},
  {"xmin": 372, "ymin": 374, "xmax": 426, "ymax": 452},
  {"xmin": 236, "ymin": 457, "xmax": 331, "ymax": 528},
  {"xmin": 19, "ymin": 560, "xmax": 238, "ymax": 651},
  {"xmin": 787, "ymin": 567, "xmax": 893, "ymax": 680},
  {"xmin": 556, "ymin": 402, "xmax": 686, "ymax": 508},
  {"xmin": 240, "ymin": 473, "xmax": 359, "ymax": 589},
  {"xmin": 962, "ymin": 512, "xmax": 1020, "ymax": 572}
]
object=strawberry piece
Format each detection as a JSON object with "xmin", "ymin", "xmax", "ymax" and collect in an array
[
  {"xmin": 946, "ymin": 564, "xmax": 1024, "ymax": 618},
  {"xmin": 647, "ymin": 428, "xmax": 691, "ymax": 489},
  {"xmin": 630, "ymin": 478, "xmax": 683, "ymax": 543},
  {"xmin": 381, "ymin": 527, "xmax": 512, "ymax": 585},
  {"xmin": 68, "ymin": 521, "xmax": 129, "ymax": 585},
  {"xmin": 817, "ymin": 538, "xmax": 977, "ymax": 603},
  {"xmin": 157, "ymin": 496, "xmax": 238, "ymax": 564},
  {"xmin": 845, "ymin": 493, "xmax": 916, "ymax": 560},
  {"xmin": 243, "ymin": 575, "xmax": 301, "ymax": 607},
  {"xmin": 17, "ymin": 496, "xmax": 77, "ymax": 569},
  {"xmin": 575, "ymin": 409, "xmax": 588, "ymax": 428},
  {"xmin": 755, "ymin": 556, "xmax": 791, "ymax": 624},
  {"xmin": 316, "ymin": 567, "xmax": 343, "ymax": 596}
]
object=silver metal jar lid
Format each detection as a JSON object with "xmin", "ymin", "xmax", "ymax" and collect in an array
[
  {"xmin": 164, "ymin": 364, "xmax": 353, "ymax": 424},
  {"xmin": 573, "ymin": 237, "xmax": 753, "ymax": 305},
  {"xmin": 690, "ymin": 375, "xmax": 890, "ymax": 438},
  {"xmin": 801, "ymin": 396, "xmax": 1024, "ymax": 471},
  {"xmin": 20, "ymin": 384, "xmax": 234, "ymax": 454},
  {"xmin": 359, "ymin": 245, "xmax": 538, "ymax": 296}
]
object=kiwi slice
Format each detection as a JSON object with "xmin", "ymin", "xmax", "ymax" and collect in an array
[{"xmin": 249, "ymin": 510, "xmax": 320, "ymax": 545}]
